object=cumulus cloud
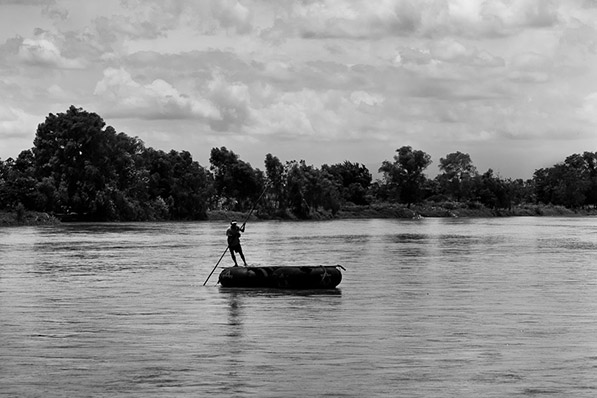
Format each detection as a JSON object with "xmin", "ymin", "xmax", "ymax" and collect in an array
[
  {"xmin": 480, "ymin": 0, "xmax": 559, "ymax": 30},
  {"xmin": 3, "ymin": 0, "xmax": 597, "ymax": 177},
  {"xmin": 18, "ymin": 36, "xmax": 85, "ymax": 69},
  {"xmin": 47, "ymin": 84, "xmax": 68, "ymax": 99},
  {"xmin": 0, "ymin": 105, "xmax": 38, "ymax": 139},
  {"xmin": 296, "ymin": 0, "xmax": 421, "ymax": 39},
  {"xmin": 350, "ymin": 91, "xmax": 385, "ymax": 107},
  {"xmin": 206, "ymin": 0, "xmax": 253, "ymax": 34},
  {"xmin": 92, "ymin": 0, "xmax": 254, "ymax": 42},
  {"xmin": 261, "ymin": 0, "xmax": 562, "ymax": 41},
  {"xmin": 206, "ymin": 72, "xmax": 252, "ymax": 131},
  {"xmin": 395, "ymin": 39, "xmax": 504, "ymax": 71},
  {"xmin": 428, "ymin": 0, "xmax": 560, "ymax": 38},
  {"xmin": 247, "ymin": 86, "xmax": 386, "ymax": 142},
  {"xmin": 577, "ymin": 92, "xmax": 597, "ymax": 123},
  {"xmin": 262, "ymin": 0, "xmax": 422, "ymax": 40},
  {"xmin": 250, "ymin": 89, "xmax": 340, "ymax": 138},
  {"xmin": 93, "ymin": 67, "xmax": 220, "ymax": 120},
  {"xmin": 508, "ymin": 52, "xmax": 552, "ymax": 82},
  {"xmin": 430, "ymin": 39, "xmax": 500, "ymax": 66}
]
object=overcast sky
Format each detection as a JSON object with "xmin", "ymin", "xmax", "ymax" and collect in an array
[{"xmin": 1, "ymin": 0, "xmax": 597, "ymax": 179}]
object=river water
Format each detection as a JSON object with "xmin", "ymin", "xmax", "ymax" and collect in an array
[{"xmin": 1, "ymin": 217, "xmax": 597, "ymax": 397}]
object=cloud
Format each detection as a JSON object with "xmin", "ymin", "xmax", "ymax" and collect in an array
[
  {"xmin": 91, "ymin": 0, "xmax": 254, "ymax": 44},
  {"xmin": 298, "ymin": 0, "xmax": 421, "ymax": 39},
  {"xmin": 47, "ymin": 83, "xmax": 68, "ymax": 100},
  {"xmin": 265, "ymin": 0, "xmax": 421, "ymax": 40},
  {"xmin": 17, "ymin": 36, "xmax": 85, "ymax": 69},
  {"xmin": 93, "ymin": 67, "xmax": 220, "ymax": 120},
  {"xmin": 0, "ymin": 105, "xmax": 38, "ymax": 139},
  {"xmin": 2, "ymin": 0, "xmax": 597, "ymax": 177},
  {"xmin": 248, "ymin": 85, "xmax": 386, "ymax": 142},
  {"xmin": 577, "ymin": 92, "xmax": 597, "ymax": 123},
  {"xmin": 206, "ymin": 0, "xmax": 253, "ymax": 34},
  {"xmin": 392, "ymin": 48, "xmax": 502, "ymax": 82},
  {"xmin": 262, "ymin": 0, "xmax": 562, "ymax": 41},
  {"xmin": 508, "ymin": 52, "xmax": 552, "ymax": 82},
  {"xmin": 427, "ymin": 0, "xmax": 560, "ymax": 38},
  {"xmin": 250, "ymin": 89, "xmax": 337, "ymax": 138},
  {"xmin": 479, "ymin": 0, "xmax": 559, "ymax": 30},
  {"xmin": 93, "ymin": 0, "xmax": 185, "ymax": 41},
  {"xmin": 41, "ymin": 1, "xmax": 68, "ymax": 21},
  {"xmin": 206, "ymin": 72, "xmax": 251, "ymax": 131},
  {"xmin": 350, "ymin": 91, "xmax": 385, "ymax": 107},
  {"xmin": 0, "ymin": 0, "xmax": 49, "ymax": 5}
]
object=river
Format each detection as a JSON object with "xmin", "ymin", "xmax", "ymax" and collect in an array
[{"xmin": 1, "ymin": 217, "xmax": 597, "ymax": 397}]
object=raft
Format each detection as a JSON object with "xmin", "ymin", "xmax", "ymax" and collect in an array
[{"xmin": 218, "ymin": 265, "xmax": 343, "ymax": 289}]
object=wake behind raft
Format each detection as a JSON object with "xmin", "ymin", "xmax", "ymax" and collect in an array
[{"xmin": 218, "ymin": 265, "xmax": 344, "ymax": 289}]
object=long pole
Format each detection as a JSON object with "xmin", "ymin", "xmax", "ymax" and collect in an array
[
  {"xmin": 239, "ymin": 183, "xmax": 269, "ymax": 228},
  {"xmin": 202, "ymin": 246, "xmax": 229, "ymax": 286},
  {"xmin": 202, "ymin": 184, "xmax": 269, "ymax": 286}
]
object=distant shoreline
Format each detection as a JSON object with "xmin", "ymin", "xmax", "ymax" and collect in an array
[
  {"xmin": 0, "ymin": 211, "xmax": 60, "ymax": 227},
  {"xmin": 2, "ymin": 203, "xmax": 596, "ymax": 227}
]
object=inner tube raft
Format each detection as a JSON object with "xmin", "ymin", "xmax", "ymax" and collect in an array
[{"xmin": 218, "ymin": 266, "xmax": 343, "ymax": 289}]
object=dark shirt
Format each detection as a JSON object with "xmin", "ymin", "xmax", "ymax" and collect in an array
[{"xmin": 226, "ymin": 225, "xmax": 242, "ymax": 247}]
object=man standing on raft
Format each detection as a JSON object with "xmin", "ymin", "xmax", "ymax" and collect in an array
[{"xmin": 226, "ymin": 221, "xmax": 247, "ymax": 266}]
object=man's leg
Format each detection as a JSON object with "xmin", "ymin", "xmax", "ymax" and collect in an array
[
  {"xmin": 230, "ymin": 249, "xmax": 238, "ymax": 266},
  {"xmin": 238, "ymin": 247, "xmax": 248, "ymax": 266}
]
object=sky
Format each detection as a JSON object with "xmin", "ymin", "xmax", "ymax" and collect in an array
[{"xmin": 1, "ymin": 0, "xmax": 597, "ymax": 179}]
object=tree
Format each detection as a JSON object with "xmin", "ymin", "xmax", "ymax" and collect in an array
[
  {"xmin": 138, "ymin": 148, "xmax": 213, "ymax": 220},
  {"xmin": 168, "ymin": 150, "xmax": 213, "ymax": 219},
  {"xmin": 33, "ymin": 106, "xmax": 122, "ymax": 218},
  {"xmin": 284, "ymin": 160, "xmax": 341, "ymax": 218},
  {"xmin": 532, "ymin": 153, "xmax": 592, "ymax": 208},
  {"xmin": 533, "ymin": 167, "xmax": 553, "ymax": 205},
  {"xmin": 379, "ymin": 146, "xmax": 432, "ymax": 205},
  {"xmin": 210, "ymin": 147, "xmax": 263, "ymax": 211},
  {"xmin": 436, "ymin": 151, "xmax": 477, "ymax": 201},
  {"xmin": 582, "ymin": 152, "xmax": 597, "ymax": 208},
  {"xmin": 264, "ymin": 153, "xmax": 286, "ymax": 213},
  {"xmin": 0, "ymin": 153, "xmax": 36, "ymax": 210},
  {"xmin": 322, "ymin": 161, "xmax": 372, "ymax": 205},
  {"xmin": 473, "ymin": 169, "xmax": 511, "ymax": 210},
  {"xmin": 29, "ymin": 105, "xmax": 212, "ymax": 221},
  {"xmin": 508, "ymin": 178, "xmax": 533, "ymax": 206}
]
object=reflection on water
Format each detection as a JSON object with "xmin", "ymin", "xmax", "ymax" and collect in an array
[{"xmin": 1, "ymin": 218, "xmax": 597, "ymax": 397}]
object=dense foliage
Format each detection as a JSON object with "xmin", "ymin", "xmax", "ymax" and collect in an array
[{"xmin": 1, "ymin": 106, "xmax": 596, "ymax": 220}]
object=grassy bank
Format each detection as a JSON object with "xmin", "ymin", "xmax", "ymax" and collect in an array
[
  {"xmin": 3, "ymin": 202, "xmax": 595, "ymax": 227},
  {"xmin": 0, "ymin": 210, "xmax": 60, "ymax": 226},
  {"xmin": 337, "ymin": 202, "xmax": 597, "ymax": 219},
  {"xmin": 209, "ymin": 202, "xmax": 597, "ymax": 222}
]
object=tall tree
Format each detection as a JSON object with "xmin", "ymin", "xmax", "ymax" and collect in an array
[
  {"xmin": 33, "ymin": 106, "xmax": 121, "ymax": 218},
  {"xmin": 532, "ymin": 154, "xmax": 592, "ymax": 208},
  {"xmin": 209, "ymin": 147, "xmax": 263, "ymax": 211},
  {"xmin": 284, "ymin": 160, "xmax": 341, "ymax": 218},
  {"xmin": 436, "ymin": 151, "xmax": 477, "ymax": 201},
  {"xmin": 322, "ymin": 161, "xmax": 372, "ymax": 205},
  {"xmin": 0, "ymin": 151, "xmax": 42, "ymax": 210},
  {"xmin": 264, "ymin": 153, "xmax": 286, "ymax": 213},
  {"xmin": 168, "ymin": 150, "xmax": 213, "ymax": 219},
  {"xmin": 473, "ymin": 169, "xmax": 511, "ymax": 210},
  {"xmin": 582, "ymin": 152, "xmax": 597, "ymax": 208},
  {"xmin": 379, "ymin": 146, "xmax": 432, "ymax": 205}
]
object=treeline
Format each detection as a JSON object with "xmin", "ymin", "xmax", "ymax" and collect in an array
[{"xmin": 1, "ymin": 106, "xmax": 597, "ymax": 221}]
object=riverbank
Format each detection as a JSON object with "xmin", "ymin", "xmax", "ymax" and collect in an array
[
  {"xmin": 3, "ymin": 202, "xmax": 596, "ymax": 227},
  {"xmin": 0, "ymin": 210, "xmax": 60, "ymax": 226},
  {"xmin": 209, "ymin": 202, "xmax": 597, "ymax": 222},
  {"xmin": 336, "ymin": 202, "xmax": 597, "ymax": 219}
]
